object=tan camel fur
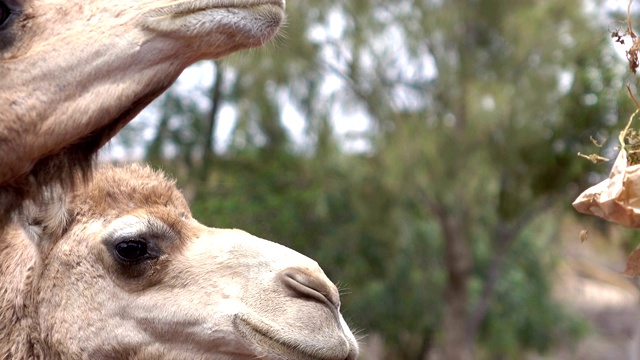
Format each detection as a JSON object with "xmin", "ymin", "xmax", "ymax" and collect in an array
[
  {"xmin": 0, "ymin": 0, "xmax": 284, "ymax": 221},
  {"xmin": 0, "ymin": 163, "xmax": 359, "ymax": 359},
  {"xmin": 0, "ymin": 1, "xmax": 360, "ymax": 358}
]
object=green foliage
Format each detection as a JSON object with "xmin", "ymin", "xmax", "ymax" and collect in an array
[
  {"xmin": 190, "ymin": 152, "xmax": 319, "ymax": 250},
  {"xmin": 477, "ymin": 223, "xmax": 589, "ymax": 357}
]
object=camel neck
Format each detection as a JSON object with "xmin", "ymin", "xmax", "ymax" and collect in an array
[{"xmin": 0, "ymin": 225, "xmax": 45, "ymax": 359}]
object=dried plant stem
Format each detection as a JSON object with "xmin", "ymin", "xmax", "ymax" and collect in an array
[
  {"xmin": 627, "ymin": 84, "xmax": 640, "ymax": 109},
  {"xmin": 619, "ymin": 109, "xmax": 640, "ymax": 150},
  {"xmin": 630, "ymin": 0, "xmax": 637, "ymax": 39}
]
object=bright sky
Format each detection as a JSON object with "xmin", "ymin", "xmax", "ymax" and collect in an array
[{"xmin": 103, "ymin": 54, "xmax": 372, "ymax": 161}]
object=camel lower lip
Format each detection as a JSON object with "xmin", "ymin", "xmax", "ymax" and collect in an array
[
  {"xmin": 234, "ymin": 314, "xmax": 346, "ymax": 360},
  {"xmin": 236, "ymin": 317, "xmax": 312, "ymax": 359}
]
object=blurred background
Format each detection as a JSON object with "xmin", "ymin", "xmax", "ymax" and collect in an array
[{"xmin": 104, "ymin": 0, "xmax": 640, "ymax": 358}]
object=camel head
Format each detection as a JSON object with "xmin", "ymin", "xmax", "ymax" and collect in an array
[
  {"xmin": 0, "ymin": 0, "xmax": 284, "ymax": 219},
  {"xmin": 1, "ymin": 164, "xmax": 359, "ymax": 359}
]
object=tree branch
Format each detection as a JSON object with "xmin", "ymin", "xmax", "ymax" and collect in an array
[{"xmin": 465, "ymin": 194, "xmax": 556, "ymax": 343}]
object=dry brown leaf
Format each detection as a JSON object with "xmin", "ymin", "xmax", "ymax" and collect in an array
[
  {"xmin": 579, "ymin": 229, "xmax": 589, "ymax": 243},
  {"xmin": 573, "ymin": 107, "xmax": 640, "ymax": 227},
  {"xmin": 623, "ymin": 246, "xmax": 640, "ymax": 276},
  {"xmin": 572, "ymin": 149, "xmax": 640, "ymax": 227}
]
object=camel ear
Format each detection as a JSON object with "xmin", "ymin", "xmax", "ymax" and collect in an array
[{"xmin": 16, "ymin": 184, "xmax": 71, "ymax": 245}]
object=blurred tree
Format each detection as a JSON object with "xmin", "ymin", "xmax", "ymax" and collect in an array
[
  {"xmin": 110, "ymin": 0, "xmax": 629, "ymax": 358},
  {"xmin": 319, "ymin": 0, "xmax": 623, "ymax": 358}
]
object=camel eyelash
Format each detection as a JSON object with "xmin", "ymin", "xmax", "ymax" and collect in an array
[{"xmin": 102, "ymin": 216, "xmax": 176, "ymax": 262}]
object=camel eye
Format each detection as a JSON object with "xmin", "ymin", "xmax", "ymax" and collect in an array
[
  {"xmin": 0, "ymin": 2, "xmax": 10, "ymax": 29},
  {"xmin": 115, "ymin": 239, "xmax": 149, "ymax": 262}
]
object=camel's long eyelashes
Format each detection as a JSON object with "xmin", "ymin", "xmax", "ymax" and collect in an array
[
  {"xmin": 102, "ymin": 215, "xmax": 175, "ymax": 277},
  {"xmin": 109, "ymin": 232, "xmax": 166, "ymax": 268},
  {"xmin": 108, "ymin": 233, "xmax": 165, "ymax": 279}
]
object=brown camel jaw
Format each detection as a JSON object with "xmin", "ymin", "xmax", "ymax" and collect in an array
[{"xmin": 0, "ymin": 0, "xmax": 287, "ymax": 219}]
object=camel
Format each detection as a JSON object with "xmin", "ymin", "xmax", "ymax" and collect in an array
[
  {"xmin": 1, "ymin": 0, "xmax": 360, "ymax": 358},
  {"xmin": 0, "ymin": 0, "xmax": 285, "ymax": 222},
  {"xmin": 0, "ymin": 163, "xmax": 359, "ymax": 359}
]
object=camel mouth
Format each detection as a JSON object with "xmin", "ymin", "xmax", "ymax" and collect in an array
[
  {"xmin": 142, "ymin": 0, "xmax": 285, "ymax": 30},
  {"xmin": 234, "ymin": 313, "xmax": 353, "ymax": 360},
  {"xmin": 140, "ymin": 0, "xmax": 285, "ymax": 52},
  {"xmin": 163, "ymin": 0, "xmax": 285, "ymax": 16}
]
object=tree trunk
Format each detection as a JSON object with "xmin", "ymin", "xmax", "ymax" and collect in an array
[
  {"xmin": 465, "ymin": 224, "xmax": 513, "ymax": 344},
  {"xmin": 200, "ymin": 61, "xmax": 223, "ymax": 181},
  {"xmin": 146, "ymin": 107, "xmax": 171, "ymax": 166},
  {"xmin": 417, "ymin": 329, "xmax": 434, "ymax": 360},
  {"xmin": 439, "ymin": 209, "xmax": 473, "ymax": 360}
]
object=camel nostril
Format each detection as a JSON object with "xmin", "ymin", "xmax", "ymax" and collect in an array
[{"xmin": 279, "ymin": 268, "xmax": 341, "ymax": 311}]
